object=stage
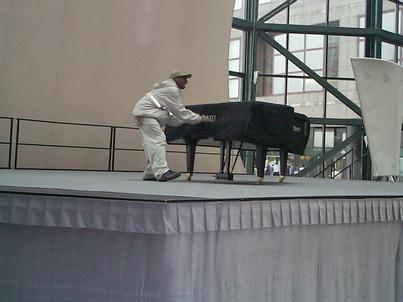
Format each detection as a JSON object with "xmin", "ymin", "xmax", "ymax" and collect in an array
[
  {"xmin": 1, "ymin": 169, "xmax": 403, "ymax": 201},
  {"xmin": 1, "ymin": 170, "xmax": 403, "ymax": 302}
]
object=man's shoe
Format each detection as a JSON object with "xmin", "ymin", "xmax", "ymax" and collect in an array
[{"xmin": 158, "ymin": 170, "xmax": 181, "ymax": 182}]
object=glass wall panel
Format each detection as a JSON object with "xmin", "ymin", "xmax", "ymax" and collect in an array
[
  {"xmin": 256, "ymin": 34, "xmax": 285, "ymax": 75},
  {"xmin": 381, "ymin": 42, "xmax": 396, "ymax": 61},
  {"xmin": 329, "ymin": 0, "xmax": 366, "ymax": 28},
  {"xmin": 287, "ymin": 74, "xmax": 304, "ymax": 93},
  {"xmin": 287, "ymin": 52, "xmax": 303, "ymax": 72},
  {"xmin": 289, "ymin": 0, "xmax": 326, "ymax": 25},
  {"xmin": 274, "ymin": 33, "xmax": 287, "ymax": 49},
  {"xmin": 327, "ymin": 36, "xmax": 365, "ymax": 78},
  {"xmin": 306, "ymin": 49, "xmax": 323, "ymax": 70},
  {"xmin": 289, "ymin": 33, "xmax": 304, "ymax": 51},
  {"xmin": 256, "ymin": 76, "xmax": 285, "ymax": 105},
  {"xmin": 259, "ymin": 1, "xmax": 288, "ymax": 24},
  {"xmin": 304, "ymin": 124, "xmax": 361, "ymax": 179},
  {"xmin": 229, "ymin": 29, "xmax": 244, "ymax": 72},
  {"xmin": 325, "ymin": 83, "xmax": 361, "ymax": 119},
  {"xmin": 229, "ymin": 28, "xmax": 244, "ymax": 101},
  {"xmin": 383, "ymin": 9, "xmax": 396, "ymax": 32},
  {"xmin": 305, "ymin": 77, "xmax": 322, "ymax": 91},
  {"xmin": 233, "ymin": 0, "xmax": 245, "ymax": 19},
  {"xmin": 229, "ymin": 76, "xmax": 243, "ymax": 101},
  {"xmin": 287, "ymin": 88, "xmax": 324, "ymax": 117},
  {"xmin": 272, "ymin": 77, "xmax": 285, "ymax": 95},
  {"xmin": 306, "ymin": 34, "xmax": 324, "ymax": 49}
]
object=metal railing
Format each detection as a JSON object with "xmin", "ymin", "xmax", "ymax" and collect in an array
[
  {"xmin": 1, "ymin": 117, "xmax": 371, "ymax": 178},
  {"xmin": 12, "ymin": 118, "xmax": 148, "ymax": 171},
  {"xmin": 313, "ymin": 147, "xmax": 368, "ymax": 179},
  {"xmin": 2, "ymin": 117, "xmax": 220, "ymax": 171}
]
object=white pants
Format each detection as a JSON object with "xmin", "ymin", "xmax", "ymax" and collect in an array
[{"xmin": 139, "ymin": 118, "xmax": 169, "ymax": 179}]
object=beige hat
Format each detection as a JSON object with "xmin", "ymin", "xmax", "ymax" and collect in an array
[{"xmin": 169, "ymin": 70, "xmax": 192, "ymax": 80}]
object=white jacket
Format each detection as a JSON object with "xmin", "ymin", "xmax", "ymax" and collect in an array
[{"xmin": 132, "ymin": 79, "xmax": 201, "ymax": 127}]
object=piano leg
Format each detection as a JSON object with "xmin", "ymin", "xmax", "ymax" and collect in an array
[
  {"xmin": 279, "ymin": 149, "xmax": 288, "ymax": 183},
  {"xmin": 225, "ymin": 141, "xmax": 233, "ymax": 180},
  {"xmin": 219, "ymin": 140, "xmax": 226, "ymax": 174},
  {"xmin": 215, "ymin": 140, "xmax": 233, "ymax": 180},
  {"xmin": 255, "ymin": 145, "xmax": 267, "ymax": 184},
  {"xmin": 185, "ymin": 143, "xmax": 197, "ymax": 181}
]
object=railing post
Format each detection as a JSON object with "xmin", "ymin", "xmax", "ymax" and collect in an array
[
  {"xmin": 108, "ymin": 126, "xmax": 116, "ymax": 171},
  {"xmin": 112, "ymin": 127, "xmax": 116, "ymax": 171},
  {"xmin": 14, "ymin": 119, "xmax": 20, "ymax": 169},
  {"xmin": 108, "ymin": 126, "xmax": 114, "ymax": 171},
  {"xmin": 8, "ymin": 118, "xmax": 14, "ymax": 169},
  {"xmin": 351, "ymin": 147, "xmax": 355, "ymax": 179}
]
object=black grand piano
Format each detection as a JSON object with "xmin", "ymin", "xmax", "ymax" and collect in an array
[{"xmin": 165, "ymin": 101, "xmax": 310, "ymax": 183}]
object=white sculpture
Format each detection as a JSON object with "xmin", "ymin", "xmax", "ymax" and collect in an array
[{"xmin": 351, "ymin": 58, "xmax": 403, "ymax": 180}]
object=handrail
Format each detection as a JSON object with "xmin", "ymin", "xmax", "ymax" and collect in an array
[
  {"xmin": 13, "ymin": 118, "xmax": 146, "ymax": 171},
  {"xmin": 313, "ymin": 148, "xmax": 355, "ymax": 178},
  {"xmin": 298, "ymin": 127, "xmax": 364, "ymax": 177},
  {"xmin": 16, "ymin": 117, "xmax": 138, "ymax": 129},
  {"xmin": 333, "ymin": 152, "xmax": 368, "ymax": 179},
  {"xmin": 9, "ymin": 117, "xmax": 221, "ymax": 172},
  {"xmin": 313, "ymin": 146, "xmax": 369, "ymax": 180}
]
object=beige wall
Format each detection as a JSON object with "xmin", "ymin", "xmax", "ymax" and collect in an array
[{"xmin": 0, "ymin": 0, "xmax": 237, "ymax": 171}]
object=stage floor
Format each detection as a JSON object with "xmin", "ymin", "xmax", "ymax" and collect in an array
[{"xmin": 1, "ymin": 170, "xmax": 403, "ymax": 201}]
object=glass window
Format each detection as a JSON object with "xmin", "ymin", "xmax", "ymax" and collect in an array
[
  {"xmin": 270, "ymin": 29, "xmax": 328, "ymax": 94},
  {"xmin": 287, "ymin": 52, "xmax": 304, "ymax": 73},
  {"xmin": 381, "ymin": 42, "xmax": 396, "ymax": 61},
  {"xmin": 229, "ymin": 78, "xmax": 240, "ymax": 99},
  {"xmin": 229, "ymin": 39, "xmax": 241, "ymax": 72},
  {"xmin": 306, "ymin": 34, "xmax": 323, "ymax": 49},
  {"xmin": 274, "ymin": 34, "xmax": 287, "ymax": 54},
  {"xmin": 314, "ymin": 129, "xmax": 335, "ymax": 148},
  {"xmin": 234, "ymin": 0, "xmax": 242, "ymax": 11},
  {"xmin": 288, "ymin": 74, "xmax": 304, "ymax": 93},
  {"xmin": 272, "ymin": 77, "xmax": 285, "ymax": 94},
  {"xmin": 305, "ymin": 78, "xmax": 322, "ymax": 92},
  {"xmin": 229, "ymin": 60, "xmax": 240, "ymax": 72},
  {"xmin": 229, "ymin": 39, "xmax": 240, "ymax": 59},
  {"xmin": 273, "ymin": 55, "xmax": 286, "ymax": 73},
  {"xmin": 359, "ymin": 10, "xmax": 403, "ymax": 63},
  {"xmin": 289, "ymin": 34, "xmax": 305, "ymax": 51},
  {"xmin": 305, "ymin": 49, "xmax": 323, "ymax": 70},
  {"xmin": 383, "ymin": 11, "xmax": 396, "ymax": 32}
]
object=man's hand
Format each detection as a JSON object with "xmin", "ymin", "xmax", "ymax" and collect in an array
[{"xmin": 201, "ymin": 115, "xmax": 216, "ymax": 123}]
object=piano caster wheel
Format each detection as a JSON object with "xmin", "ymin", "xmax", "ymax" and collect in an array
[
  {"xmin": 279, "ymin": 176, "xmax": 285, "ymax": 183},
  {"xmin": 186, "ymin": 173, "xmax": 192, "ymax": 181},
  {"xmin": 256, "ymin": 177, "xmax": 264, "ymax": 185}
]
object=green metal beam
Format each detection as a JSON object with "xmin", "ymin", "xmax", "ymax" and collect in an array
[
  {"xmin": 388, "ymin": 0, "xmax": 403, "ymax": 5},
  {"xmin": 258, "ymin": 0, "xmax": 297, "ymax": 23},
  {"xmin": 297, "ymin": 127, "xmax": 365, "ymax": 177},
  {"xmin": 375, "ymin": 0, "xmax": 383, "ymax": 58},
  {"xmin": 243, "ymin": 0, "xmax": 259, "ymax": 174},
  {"xmin": 380, "ymin": 30, "xmax": 403, "ymax": 46},
  {"xmin": 258, "ymin": 32, "xmax": 362, "ymax": 117},
  {"xmin": 232, "ymin": 17, "xmax": 253, "ymax": 30},
  {"xmin": 234, "ymin": 16, "xmax": 403, "ymax": 47},
  {"xmin": 256, "ymin": 22, "xmax": 377, "ymax": 37}
]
